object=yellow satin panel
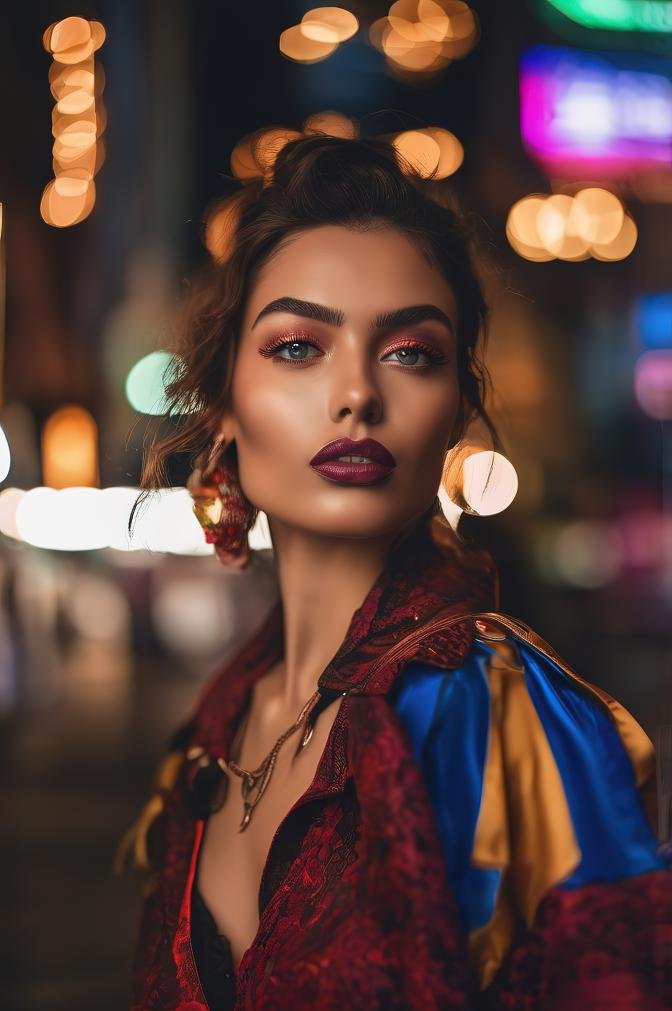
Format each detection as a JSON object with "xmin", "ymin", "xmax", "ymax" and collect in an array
[
  {"xmin": 475, "ymin": 613, "xmax": 656, "ymax": 791},
  {"xmin": 467, "ymin": 641, "xmax": 582, "ymax": 990}
]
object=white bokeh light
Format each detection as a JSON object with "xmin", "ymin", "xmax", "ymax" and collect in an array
[
  {"xmin": 17, "ymin": 487, "xmax": 109, "ymax": 550},
  {"xmin": 0, "ymin": 425, "xmax": 11, "ymax": 483},
  {"xmin": 461, "ymin": 452, "xmax": 519, "ymax": 516},
  {"xmin": 0, "ymin": 488, "xmax": 25, "ymax": 539}
]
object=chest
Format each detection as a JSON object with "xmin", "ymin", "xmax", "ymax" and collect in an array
[{"xmin": 195, "ymin": 691, "xmax": 345, "ymax": 971}]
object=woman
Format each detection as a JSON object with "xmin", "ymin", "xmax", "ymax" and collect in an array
[{"xmin": 116, "ymin": 135, "xmax": 671, "ymax": 1009}]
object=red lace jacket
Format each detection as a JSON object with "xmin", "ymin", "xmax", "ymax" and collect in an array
[{"xmin": 117, "ymin": 509, "xmax": 672, "ymax": 1009}]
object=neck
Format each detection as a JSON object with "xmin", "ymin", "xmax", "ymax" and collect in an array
[{"xmin": 265, "ymin": 515, "xmax": 420, "ymax": 711}]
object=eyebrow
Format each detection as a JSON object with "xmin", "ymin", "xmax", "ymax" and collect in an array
[{"xmin": 251, "ymin": 296, "xmax": 455, "ymax": 335}]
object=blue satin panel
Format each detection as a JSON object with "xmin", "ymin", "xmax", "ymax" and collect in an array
[
  {"xmin": 390, "ymin": 651, "xmax": 501, "ymax": 933},
  {"xmin": 514, "ymin": 638, "xmax": 667, "ymax": 886},
  {"xmin": 390, "ymin": 638, "xmax": 668, "ymax": 934}
]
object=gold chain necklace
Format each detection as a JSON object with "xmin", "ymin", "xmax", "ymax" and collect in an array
[{"xmin": 216, "ymin": 688, "xmax": 324, "ymax": 832}]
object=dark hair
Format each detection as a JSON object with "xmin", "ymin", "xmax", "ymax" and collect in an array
[{"xmin": 130, "ymin": 132, "xmax": 499, "ymax": 533}]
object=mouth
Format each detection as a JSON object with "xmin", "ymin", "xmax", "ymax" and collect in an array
[{"xmin": 309, "ymin": 437, "xmax": 396, "ymax": 486}]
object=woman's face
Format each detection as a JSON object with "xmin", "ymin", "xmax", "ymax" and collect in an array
[{"xmin": 220, "ymin": 224, "xmax": 461, "ymax": 542}]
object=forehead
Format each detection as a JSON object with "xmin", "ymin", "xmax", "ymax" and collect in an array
[{"xmin": 242, "ymin": 225, "xmax": 458, "ymax": 327}]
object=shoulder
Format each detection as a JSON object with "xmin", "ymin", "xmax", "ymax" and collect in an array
[
  {"xmin": 391, "ymin": 612, "xmax": 671, "ymax": 989},
  {"xmin": 391, "ymin": 610, "xmax": 669, "ymax": 904},
  {"xmin": 393, "ymin": 610, "xmax": 658, "ymax": 809}
]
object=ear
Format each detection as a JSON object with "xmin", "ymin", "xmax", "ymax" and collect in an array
[{"xmin": 212, "ymin": 409, "xmax": 236, "ymax": 444}]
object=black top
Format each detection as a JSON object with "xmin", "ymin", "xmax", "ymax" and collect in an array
[
  {"xmin": 188, "ymin": 687, "xmax": 348, "ymax": 1009},
  {"xmin": 190, "ymin": 884, "xmax": 237, "ymax": 1009}
]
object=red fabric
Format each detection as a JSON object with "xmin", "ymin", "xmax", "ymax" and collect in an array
[
  {"xmin": 129, "ymin": 506, "xmax": 672, "ymax": 1009},
  {"xmin": 476, "ymin": 870, "xmax": 672, "ymax": 1010}
]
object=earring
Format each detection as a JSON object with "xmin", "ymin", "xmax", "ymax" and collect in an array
[
  {"xmin": 186, "ymin": 435, "xmax": 258, "ymax": 569},
  {"xmin": 441, "ymin": 435, "xmax": 518, "ymax": 517}
]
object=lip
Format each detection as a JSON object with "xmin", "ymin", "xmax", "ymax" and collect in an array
[
  {"xmin": 309, "ymin": 437, "xmax": 397, "ymax": 468},
  {"xmin": 309, "ymin": 437, "xmax": 396, "ymax": 486}
]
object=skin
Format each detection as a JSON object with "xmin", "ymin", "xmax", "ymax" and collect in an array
[
  {"xmin": 216, "ymin": 223, "xmax": 461, "ymax": 711},
  {"xmin": 199, "ymin": 224, "xmax": 463, "ymax": 967}
]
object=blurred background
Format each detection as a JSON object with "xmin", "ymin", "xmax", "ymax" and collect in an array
[{"xmin": 1, "ymin": 1, "xmax": 671, "ymax": 1007}]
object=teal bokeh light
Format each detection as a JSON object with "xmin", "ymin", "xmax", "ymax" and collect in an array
[
  {"xmin": 125, "ymin": 351, "xmax": 179, "ymax": 415},
  {"xmin": 544, "ymin": 0, "xmax": 672, "ymax": 32}
]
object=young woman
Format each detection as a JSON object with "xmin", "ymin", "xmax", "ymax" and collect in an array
[{"xmin": 116, "ymin": 135, "xmax": 671, "ymax": 1009}]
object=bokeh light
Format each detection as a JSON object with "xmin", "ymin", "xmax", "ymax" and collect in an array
[
  {"xmin": 506, "ymin": 194, "xmax": 556, "ymax": 262},
  {"xmin": 65, "ymin": 570, "xmax": 131, "ymax": 641},
  {"xmin": 633, "ymin": 349, "xmax": 672, "ymax": 420},
  {"xmin": 591, "ymin": 214, "xmax": 638, "ymax": 261},
  {"xmin": 123, "ymin": 488, "xmax": 215, "ymax": 555},
  {"xmin": 443, "ymin": 446, "xmax": 519, "ymax": 516},
  {"xmin": 393, "ymin": 127, "xmax": 463, "ymax": 178},
  {"xmin": 204, "ymin": 198, "xmax": 241, "ymax": 265},
  {"xmin": 0, "ymin": 488, "xmax": 24, "ymax": 539},
  {"xmin": 461, "ymin": 451, "xmax": 519, "ymax": 516},
  {"xmin": 506, "ymin": 189, "xmax": 636, "ymax": 262},
  {"xmin": 151, "ymin": 576, "xmax": 237, "ymax": 656},
  {"xmin": 41, "ymin": 18, "xmax": 106, "ymax": 227},
  {"xmin": 534, "ymin": 520, "xmax": 624, "ymax": 589},
  {"xmin": 303, "ymin": 110, "xmax": 359, "ymax": 138},
  {"xmin": 253, "ymin": 127, "xmax": 304, "ymax": 179},
  {"xmin": 42, "ymin": 405, "xmax": 99, "ymax": 488},
  {"xmin": 543, "ymin": 0, "xmax": 672, "ymax": 33},
  {"xmin": 0, "ymin": 425, "xmax": 11, "ymax": 483},
  {"xmin": 40, "ymin": 176, "xmax": 96, "ymax": 228},
  {"xmin": 370, "ymin": 1, "xmax": 479, "ymax": 79},
  {"xmin": 393, "ymin": 129, "xmax": 441, "ymax": 177},
  {"xmin": 125, "ymin": 351, "xmax": 178, "ymax": 415},
  {"xmin": 520, "ymin": 45, "xmax": 672, "ymax": 177},
  {"xmin": 300, "ymin": 7, "xmax": 359, "ymax": 43},
  {"xmin": 635, "ymin": 293, "xmax": 672, "ymax": 349},
  {"xmin": 279, "ymin": 24, "xmax": 339, "ymax": 63},
  {"xmin": 17, "ymin": 487, "xmax": 108, "ymax": 550}
]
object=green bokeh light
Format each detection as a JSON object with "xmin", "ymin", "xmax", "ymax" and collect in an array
[
  {"xmin": 125, "ymin": 351, "xmax": 181, "ymax": 415},
  {"xmin": 545, "ymin": 0, "xmax": 672, "ymax": 32}
]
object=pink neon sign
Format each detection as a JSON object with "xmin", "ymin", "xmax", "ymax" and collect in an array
[{"xmin": 520, "ymin": 45, "xmax": 672, "ymax": 177}]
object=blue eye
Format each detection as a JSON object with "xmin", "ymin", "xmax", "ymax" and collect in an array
[
  {"xmin": 260, "ymin": 335, "xmax": 446, "ymax": 369},
  {"xmin": 273, "ymin": 340, "xmax": 320, "ymax": 361},
  {"xmin": 381, "ymin": 342, "xmax": 446, "ymax": 368},
  {"xmin": 383, "ymin": 347, "xmax": 427, "ymax": 367}
]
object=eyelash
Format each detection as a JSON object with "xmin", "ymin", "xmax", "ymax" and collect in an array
[{"xmin": 259, "ymin": 334, "xmax": 447, "ymax": 369}]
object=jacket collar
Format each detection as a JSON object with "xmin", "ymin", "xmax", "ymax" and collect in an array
[
  {"xmin": 194, "ymin": 502, "xmax": 498, "ymax": 755},
  {"xmin": 317, "ymin": 502, "xmax": 498, "ymax": 696}
]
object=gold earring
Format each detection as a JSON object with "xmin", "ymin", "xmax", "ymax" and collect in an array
[{"xmin": 186, "ymin": 435, "xmax": 258, "ymax": 569}]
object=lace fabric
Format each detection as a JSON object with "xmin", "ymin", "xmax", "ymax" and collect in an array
[{"xmin": 129, "ymin": 508, "xmax": 672, "ymax": 1009}]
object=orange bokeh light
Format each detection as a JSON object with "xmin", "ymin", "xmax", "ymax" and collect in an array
[
  {"xmin": 40, "ymin": 177, "xmax": 96, "ymax": 227},
  {"xmin": 42, "ymin": 405, "xmax": 99, "ymax": 488},
  {"xmin": 506, "ymin": 190, "xmax": 636, "ymax": 263},
  {"xmin": 279, "ymin": 24, "xmax": 338, "ymax": 62},
  {"xmin": 300, "ymin": 7, "xmax": 358, "ymax": 43},
  {"xmin": 303, "ymin": 110, "xmax": 359, "ymax": 138},
  {"xmin": 253, "ymin": 127, "xmax": 304, "ymax": 178},
  {"xmin": 204, "ymin": 199, "xmax": 241, "ymax": 265},
  {"xmin": 42, "ymin": 18, "xmax": 105, "ymax": 227},
  {"xmin": 372, "ymin": 0, "xmax": 478, "ymax": 75},
  {"xmin": 592, "ymin": 214, "xmax": 638, "ymax": 261}
]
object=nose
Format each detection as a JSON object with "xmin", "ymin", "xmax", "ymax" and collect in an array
[{"xmin": 328, "ymin": 344, "xmax": 383, "ymax": 426}]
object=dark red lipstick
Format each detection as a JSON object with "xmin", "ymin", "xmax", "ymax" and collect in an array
[{"xmin": 309, "ymin": 437, "xmax": 396, "ymax": 485}]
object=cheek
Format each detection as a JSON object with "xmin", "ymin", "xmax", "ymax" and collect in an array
[
  {"xmin": 232, "ymin": 364, "xmax": 314, "ymax": 460},
  {"xmin": 402, "ymin": 378, "xmax": 461, "ymax": 457}
]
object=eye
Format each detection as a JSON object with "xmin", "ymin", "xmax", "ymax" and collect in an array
[
  {"xmin": 381, "ymin": 341, "xmax": 446, "ymax": 369},
  {"xmin": 276, "ymin": 339, "xmax": 321, "ymax": 362},
  {"xmin": 259, "ymin": 335, "xmax": 322, "ymax": 365}
]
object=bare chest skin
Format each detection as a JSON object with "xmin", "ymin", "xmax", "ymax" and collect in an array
[{"xmin": 196, "ymin": 666, "xmax": 345, "ymax": 972}]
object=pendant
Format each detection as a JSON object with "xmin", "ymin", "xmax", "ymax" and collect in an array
[
  {"xmin": 300, "ymin": 723, "xmax": 313, "ymax": 749},
  {"xmin": 239, "ymin": 803, "xmax": 253, "ymax": 832}
]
